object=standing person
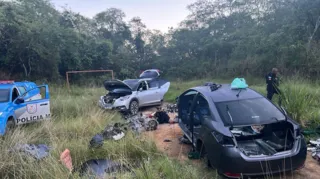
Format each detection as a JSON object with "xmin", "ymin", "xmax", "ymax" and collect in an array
[{"xmin": 265, "ymin": 68, "xmax": 280, "ymax": 101}]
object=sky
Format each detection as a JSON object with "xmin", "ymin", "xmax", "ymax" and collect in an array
[{"xmin": 50, "ymin": 0, "xmax": 196, "ymax": 32}]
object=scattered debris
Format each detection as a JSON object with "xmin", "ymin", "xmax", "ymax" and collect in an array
[
  {"xmin": 102, "ymin": 124, "xmax": 126, "ymax": 140},
  {"xmin": 12, "ymin": 144, "xmax": 50, "ymax": 160},
  {"xmin": 154, "ymin": 110, "xmax": 170, "ymax": 124},
  {"xmin": 166, "ymin": 103, "xmax": 178, "ymax": 113},
  {"xmin": 124, "ymin": 113, "xmax": 158, "ymax": 132},
  {"xmin": 60, "ymin": 149, "xmax": 130, "ymax": 177},
  {"xmin": 89, "ymin": 134, "xmax": 104, "ymax": 148},
  {"xmin": 79, "ymin": 159, "xmax": 129, "ymax": 178},
  {"xmin": 308, "ymin": 138, "xmax": 320, "ymax": 164}
]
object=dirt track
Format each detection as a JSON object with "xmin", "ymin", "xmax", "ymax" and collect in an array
[{"xmin": 142, "ymin": 107, "xmax": 320, "ymax": 179}]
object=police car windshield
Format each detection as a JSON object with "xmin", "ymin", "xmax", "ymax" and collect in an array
[
  {"xmin": 215, "ymin": 97, "xmax": 285, "ymax": 126},
  {"xmin": 0, "ymin": 89, "xmax": 10, "ymax": 103}
]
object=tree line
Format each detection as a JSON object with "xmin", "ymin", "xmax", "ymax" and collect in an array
[{"xmin": 1, "ymin": 0, "xmax": 320, "ymax": 81}]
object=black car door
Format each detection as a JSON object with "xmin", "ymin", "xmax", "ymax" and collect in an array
[{"xmin": 178, "ymin": 90, "xmax": 199, "ymax": 143}]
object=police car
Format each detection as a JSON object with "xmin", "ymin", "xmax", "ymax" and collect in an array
[{"xmin": 0, "ymin": 81, "xmax": 51, "ymax": 135}]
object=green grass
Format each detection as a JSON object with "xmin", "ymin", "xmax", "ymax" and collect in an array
[
  {"xmin": 1, "ymin": 77, "xmax": 319, "ymax": 178},
  {"xmin": 0, "ymin": 84, "xmax": 217, "ymax": 179}
]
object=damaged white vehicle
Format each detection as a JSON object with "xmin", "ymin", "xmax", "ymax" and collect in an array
[{"xmin": 99, "ymin": 78, "xmax": 170, "ymax": 115}]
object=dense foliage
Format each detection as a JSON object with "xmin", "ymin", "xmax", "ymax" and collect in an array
[{"xmin": 1, "ymin": 0, "xmax": 320, "ymax": 81}]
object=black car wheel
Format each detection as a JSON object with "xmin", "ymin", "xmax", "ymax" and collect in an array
[
  {"xmin": 129, "ymin": 100, "xmax": 139, "ymax": 115},
  {"xmin": 6, "ymin": 118, "xmax": 15, "ymax": 134},
  {"xmin": 201, "ymin": 146, "xmax": 212, "ymax": 168}
]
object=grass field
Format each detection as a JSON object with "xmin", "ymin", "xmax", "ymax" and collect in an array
[{"xmin": 0, "ymin": 77, "xmax": 319, "ymax": 178}]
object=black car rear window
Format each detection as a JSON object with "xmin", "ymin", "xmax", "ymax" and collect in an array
[
  {"xmin": 215, "ymin": 97, "xmax": 285, "ymax": 126},
  {"xmin": 0, "ymin": 89, "xmax": 10, "ymax": 103}
]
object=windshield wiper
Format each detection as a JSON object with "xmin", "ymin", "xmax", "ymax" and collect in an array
[{"xmin": 226, "ymin": 105, "xmax": 234, "ymax": 130}]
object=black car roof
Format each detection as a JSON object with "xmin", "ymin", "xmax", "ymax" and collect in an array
[{"xmin": 191, "ymin": 84, "xmax": 263, "ymax": 103}]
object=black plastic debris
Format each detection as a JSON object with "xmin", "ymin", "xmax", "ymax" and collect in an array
[
  {"xmin": 12, "ymin": 144, "xmax": 50, "ymax": 160},
  {"xmin": 154, "ymin": 111, "xmax": 170, "ymax": 124},
  {"xmin": 79, "ymin": 159, "xmax": 129, "ymax": 178},
  {"xmin": 89, "ymin": 134, "xmax": 104, "ymax": 148},
  {"xmin": 102, "ymin": 123, "xmax": 125, "ymax": 140}
]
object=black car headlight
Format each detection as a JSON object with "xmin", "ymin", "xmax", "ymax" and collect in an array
[{"xmin": 212, "ymin": 131, "xmax": 235, "ymax": 147}]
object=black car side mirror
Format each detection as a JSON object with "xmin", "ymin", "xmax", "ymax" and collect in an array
[{"xmin": 15, "ymin": 97, "xmax": 25, "ymax": 104}]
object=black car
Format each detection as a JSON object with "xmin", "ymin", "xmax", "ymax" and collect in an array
[{"xmin": 177, "ymin": 82, "xmax": 307, "ymax": 178}]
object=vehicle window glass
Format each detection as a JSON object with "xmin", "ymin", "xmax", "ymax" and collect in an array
[
  {"xmin": 215, "ymin": 98, "xmax": 285, "ymax": 126},
  {"xmin": 138, "ymin": 82, "xmax": 148, "ymax": 91},
  {"xmin": 18, "ymin": 86, "xmax": 26, "ymax": 94},
  {"xmin": 194, "ymin": 95, "xmax": 212, "ymax": 123},
  {"xmin": 148, "ymin": 81, "xmax": 158, "ymax": 88},
  {"xmin": 123, "ymin": 79, "xmax": 139, "ymax": 90},
  {"xmin": 0, "ymin": 89, "xmax": 10, "ymax": 103},
  {"xmin": 179, "ymin": 90, "xmax": 198, "ymax": 123},
  {"xmin": 139, "ymin": 71, "xmax": 159, "ymax": 78},
  {"xmin": 21, "ymin": 86, "xmax": 46, "ymax": 102},
  {"xmin": 12, "ymin": 88, "xmax": 19, "ymax": 101}
]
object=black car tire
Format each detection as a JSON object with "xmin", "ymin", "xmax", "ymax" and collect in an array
[
  {"xmin": 129, "ymin": 100, "xmax": 139, "ymax": 115},
  {"xmin": 201, "ymin": 146, "xmax": 212, "ymax": 168},
  {"xmin": 6, "ymin": 118, "xmax": 15, "ymax": 134}
]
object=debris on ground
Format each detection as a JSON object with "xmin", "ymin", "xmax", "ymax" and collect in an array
[
  {"xmin": 79, "ymin": 159, "xmax": 129, "ymax": 178},
  {"xmin": 124, "ymin": 113, "xmax": 158, "ymax": 132},
  {"xmin": 154, "ymin": 110, "xmax": 170, "ymax": 124},
  {"xmin": 308, "ymin": 138, "xmax": 320, "ymax": 164},
  {"xmin": 12, "ymin": 144, "xmax": 51, "ymax": 160},
  {"xmin": 60, "ymin": 149, "xmax": 130, "ymax": 178},
  {"xmin": 166, "ymin": 103, "xmax": 178, "ymax": 113},
  {"xmin": 102, "ymin": 123, "xmax": 126, "ymax": 140}
]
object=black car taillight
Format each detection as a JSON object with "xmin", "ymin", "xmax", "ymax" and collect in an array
[{"xmin": 212, "ymin": 131, "xmax": 235, "ymax": 146}]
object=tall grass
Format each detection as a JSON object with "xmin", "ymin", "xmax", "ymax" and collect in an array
[
  {"xmin": 165, "ymin": 77, "xmax": 320, "ymax": 128},
  {"xmin": 0, "ymin": 85, "xmax": 216, "ymax": 179}
]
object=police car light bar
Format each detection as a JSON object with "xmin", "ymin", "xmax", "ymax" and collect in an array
[{"xmin": 0, "ymin": 80, "xmax": 15, "ymax": 84}]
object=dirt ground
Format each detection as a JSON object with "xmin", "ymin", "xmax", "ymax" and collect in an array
[{"xmin": 142, "ymin": 107, "xmax": 320, "ymax": 179}]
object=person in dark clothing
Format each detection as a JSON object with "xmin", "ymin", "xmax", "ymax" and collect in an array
[{"xmin": 265, "ymin": 68, "xmax": 280, "ymax": 101}]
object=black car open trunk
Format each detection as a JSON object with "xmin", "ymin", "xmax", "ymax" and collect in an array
[{"xmin": 233, "ymin": 121, "xmax": 295, "ymax": 156}]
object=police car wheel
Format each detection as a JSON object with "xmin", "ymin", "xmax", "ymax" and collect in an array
[{"xmin": 6, "ymin": 118, "xmax": 15, "ymax": 131}]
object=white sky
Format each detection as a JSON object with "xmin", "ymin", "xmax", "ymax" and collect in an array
[{"xmin": 50, "ymin": 0, "xmax": 196, "ymax": 32}]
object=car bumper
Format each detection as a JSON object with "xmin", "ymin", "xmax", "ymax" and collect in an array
[
  {"xmin": 98, "ymin": 97, "xmax": 129, "ymax": 112},
  {"xmin": 216, "ymin": 138, "xmax": 307, "ymax": 178}
]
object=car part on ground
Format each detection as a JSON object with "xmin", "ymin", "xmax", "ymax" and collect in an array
[
  {"xmin": 89, "ymin": 114, "xmax": 158, "ymax": 148},
  {"xmin": 99, "ymin": 77, "xmax": 170, "ymax": 115},
  {"xmin": 11, "ymin": 144, "xmax": 51, "ymax": 160},
  {"xmin": 79, "ymin": 159, "xmax": 130, "ymax": 178},
  {"xmin": 166, "ymin": 103, "xmax": 178, "ymax": 113},
  {"xmin": 177, "ymin": 78, "xmax": 307, "ymax": 178},
  {"xmin": 60, "ymin": 149, "xmax": 131, "ymax": 178},
  {"xmin": 307, "ymin": 138, "xmax": 320, "ymax": 164},
  {"xmin": 154, "ymin": 110, "xmax": 170, "ymax": 124}
]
